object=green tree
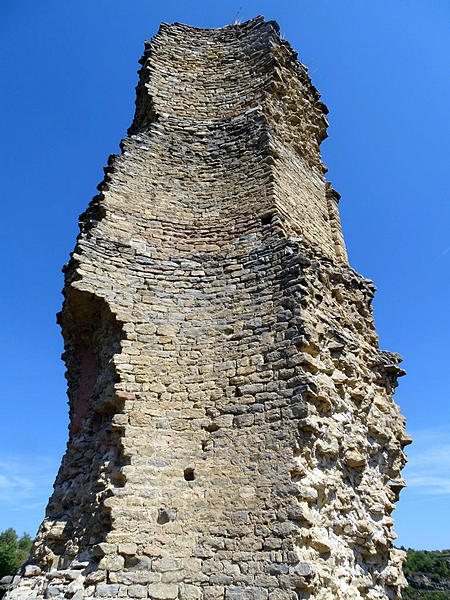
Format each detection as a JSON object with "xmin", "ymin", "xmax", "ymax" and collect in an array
[
  {"xmin": 403, "ymin": 589, "xmax": 450, "ymax": 599},
  {"xmin": 0, "ymin": 529, "xmax": 33, "ymax": 578},
  {"xmin": 404, "ymin": 549, "xmax": 450, "ymax": 581}
]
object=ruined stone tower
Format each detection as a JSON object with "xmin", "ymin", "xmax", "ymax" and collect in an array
[{"xmin": 7, "ymin": 16, "xmax": 410, "ymax": 600}]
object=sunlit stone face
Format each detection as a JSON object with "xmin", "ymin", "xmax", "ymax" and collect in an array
[{"xmin": 4, "ymin": 16, "xmax": 408, "ymax": 600}]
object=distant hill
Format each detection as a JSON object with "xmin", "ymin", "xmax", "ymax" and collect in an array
[{"xmin": 403, "ymin": 548, "xmax": 450, "ymax": 599}]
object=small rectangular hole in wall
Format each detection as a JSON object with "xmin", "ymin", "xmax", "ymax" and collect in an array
[
  {"xmin": 184, "ymin": 468, "xmax": 195, "ymax": 481},
  {"xmin": 260, "ymin": 213, "xmax": 274, "ymax": 226}
]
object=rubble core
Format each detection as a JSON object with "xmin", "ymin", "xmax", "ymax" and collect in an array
[{"xmin": 6, "ymin": 16, "xmax": 410, "ymax": 600}]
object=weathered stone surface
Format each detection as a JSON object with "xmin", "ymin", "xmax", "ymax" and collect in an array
[
  {"xmin": 147, "ymin": 583, "xmax": 178, "ymax": 599},
  {"xmin": 6, "ymin": 15, "xmax": 408, "ymax": 600},
  {"xmin": 0, "ymin": 576, "xmax": 13, "ymax": 600}
]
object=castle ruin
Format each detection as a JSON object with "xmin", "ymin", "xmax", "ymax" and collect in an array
[{"xmin": 6, "ymin": 16, "xmax": 410, "ymax": 600}]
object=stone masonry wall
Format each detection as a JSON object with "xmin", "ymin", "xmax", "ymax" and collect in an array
[{"xmin": 6, "ymin": 16, "xmax": 409, "ymax": 600}]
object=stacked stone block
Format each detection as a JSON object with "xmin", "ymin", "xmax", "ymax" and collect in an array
[{"xmin": 6, "ymin": 16, "xmax": 410, "ymax": 600}]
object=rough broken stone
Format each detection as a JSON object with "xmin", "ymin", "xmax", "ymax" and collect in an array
[
  {"xmin": 24, "ymin": 566, "xmax": 41, "ymax": 578},
  {"xmin": 344, "ymin": 450, "xmax": 367, "ymax": 468},
  {"xmin": 117, "ymin": 543, "xmax": 137, "ymax": 556},
  {"xmin": 96, "ymin": 583, "xmax": 119, "ymax": 597},
  {"xmin": 147, "ymin": 583, "xmax": 178, "ymax": 599},
  {"xmin": 291, "ymin": 563, "xmax": 314, "ymax": 577},
  {"xmin": 98, "ymin": 556, "xmax": 124, "ymax": 571}
]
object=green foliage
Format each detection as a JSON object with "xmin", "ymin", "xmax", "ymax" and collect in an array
[
  {"xmin": 403, "ymin": 588, "xmax": 450, "ymax": 599},
  {"xmin": 402, "ymin": 548, "xmax": 450, "ymax": 599},
  {"xmin": 404, "ymin": 549, "xmax": 450, "ymax": 581},
  {"xmin": 0, "ymin": 529, "xmax": 32, "ymax": 578}
]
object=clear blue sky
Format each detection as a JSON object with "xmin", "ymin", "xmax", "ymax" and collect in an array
[{"xmin": 1, "ymin": 0, "xmax": 449, "ymax": 550}]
